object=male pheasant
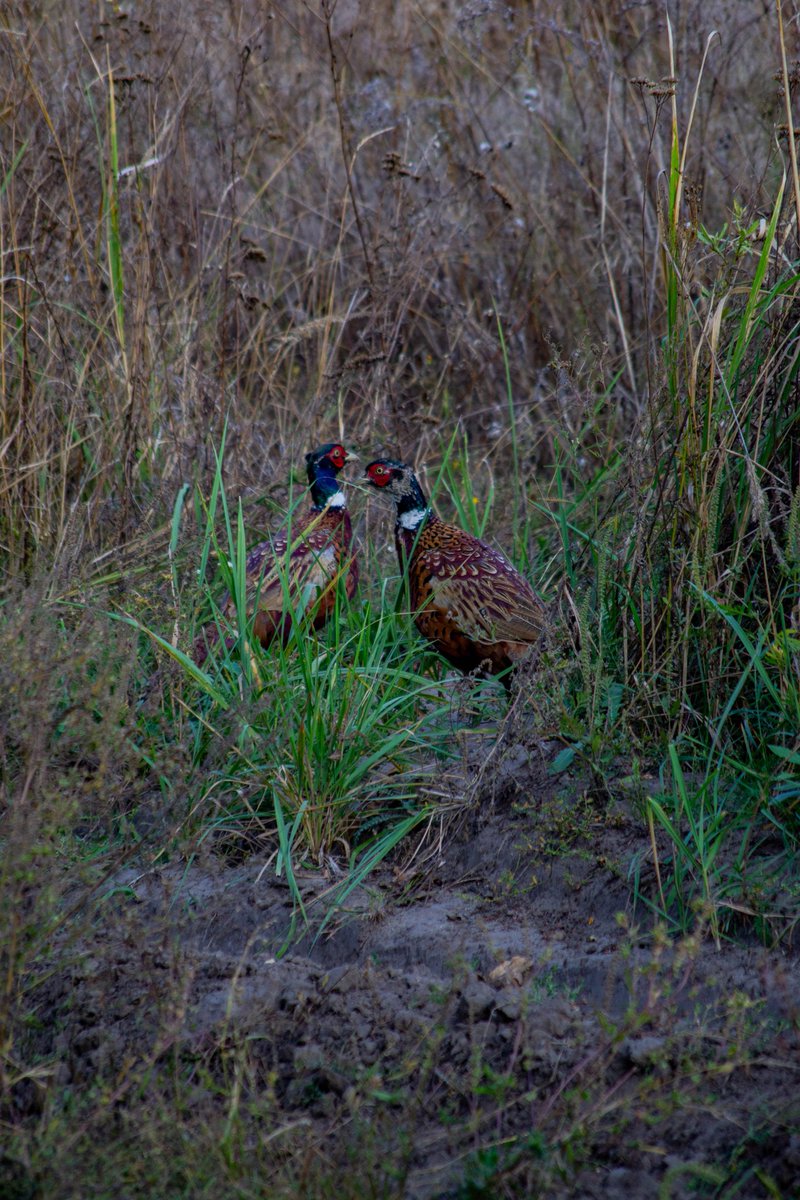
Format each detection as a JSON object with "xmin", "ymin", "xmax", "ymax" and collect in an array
[
  {"xmin": 195, "ymin": 444, "xmax": 358, "ymax": 664},
  {"xmin": 364, "ymin": 458, "xmax": 547, "ymax": 689}
]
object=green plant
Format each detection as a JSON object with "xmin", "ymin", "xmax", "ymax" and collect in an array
[{"xmin": 113, "ymin": 446, "xmax": 459, "ymax": 933}]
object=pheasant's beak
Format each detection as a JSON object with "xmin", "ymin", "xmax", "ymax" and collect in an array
[{"xmin": 341, "ymin": 450, "xmax": 360, "ymax": 477}]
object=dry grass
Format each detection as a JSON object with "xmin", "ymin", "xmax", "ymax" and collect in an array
[{"xmin": 0, "ymin": 0, "xmax": 785, "ymax": 566}]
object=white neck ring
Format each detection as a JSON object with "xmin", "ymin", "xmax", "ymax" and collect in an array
[{"xmin": 398, "ymin": 507, "xmax": 429, "ymax": 530}]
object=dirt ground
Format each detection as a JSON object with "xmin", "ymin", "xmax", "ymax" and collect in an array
[{"xmin": 33, "ymin": 740, "xmax": 800, "ymax": 1199}]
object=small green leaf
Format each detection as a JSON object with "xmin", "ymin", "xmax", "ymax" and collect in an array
[{"xmin": 549, "ymin": 745, "xmax": 578, "ymax": 774}]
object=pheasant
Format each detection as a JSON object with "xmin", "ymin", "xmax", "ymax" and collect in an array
[
  {"xmin": 364, "ymin": 458, "xmax": 547, "ymax": 689},
  {"xmin": 195, "ymin": 444, "xmax": 358, "ymax": 664}
]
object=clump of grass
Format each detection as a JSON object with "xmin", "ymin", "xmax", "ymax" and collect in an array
[
  {"xmin": 113, "ymin": 447, "xmax": 458, "ymax": 930},
  {"xmin": 192, "ymin": 596, "xmax": 457, "ymax": 858}
]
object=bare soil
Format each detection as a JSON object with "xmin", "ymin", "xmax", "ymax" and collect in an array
[{"xmin": 30, "ymin": 747, "xmax": 800, "ymax": 1199}]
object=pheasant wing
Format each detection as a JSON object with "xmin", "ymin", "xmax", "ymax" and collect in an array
[
  {"xmin": 222, "ymin": 511, "xmax": 341, "ymax": 619},
  {"xmin": 251, "ymin": 518, "xmax": 341, "ymax": 613},
  {"xmin": 420, "ymin": 541, "xmax": 545, "ymax": 645}
]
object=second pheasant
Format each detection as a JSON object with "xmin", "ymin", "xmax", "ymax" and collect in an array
[{"xmin": 364, "ymin": 458, "xmax": 547, "ymax": 690}]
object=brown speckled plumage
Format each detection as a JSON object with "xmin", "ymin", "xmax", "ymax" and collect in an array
[
  {"xmin": 195, "ymin": 445, "xmax": 357, "ymax": 664},
  {"xmin": 365, "ymin": 458, "xmax": 547, "ymax": 688}
]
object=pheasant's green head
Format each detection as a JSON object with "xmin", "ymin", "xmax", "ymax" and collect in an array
[{"xmin": 306, "ymin": 444, "xmax": 353, "ymax": 509}]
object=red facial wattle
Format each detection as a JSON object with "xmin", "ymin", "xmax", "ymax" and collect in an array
[{"xmin": 366, "ymin": 464, "xmax": 392, "ymax": 487}]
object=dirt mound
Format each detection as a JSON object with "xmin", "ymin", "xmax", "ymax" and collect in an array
[{"xmin": 22, "ymin": 754, "xmax": 800, "ymax": 1198}]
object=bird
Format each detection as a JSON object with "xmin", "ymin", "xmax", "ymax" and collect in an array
[
  {"xmin": 195, "ymin": 444, "xmax": 358, "ymax": 664},
  {"xmin": 364, "ymin": 457, "xmax": 547, "ymax": 689}
]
